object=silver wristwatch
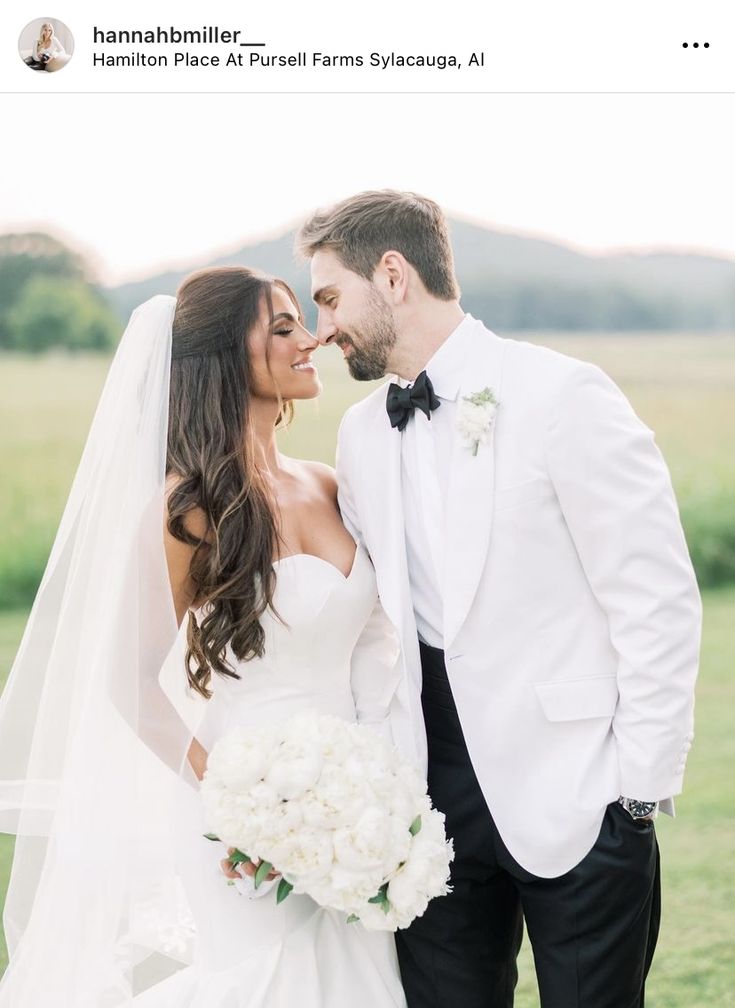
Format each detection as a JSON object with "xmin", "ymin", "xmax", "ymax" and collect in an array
[{"xmin": 618, "ymin": 796, "xmax": 659, "ymax": 820}]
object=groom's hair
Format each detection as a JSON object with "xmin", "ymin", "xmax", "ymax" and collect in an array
[{"xmin": 295, "ymin": 190, "xmax": 460, "ymax": 300}]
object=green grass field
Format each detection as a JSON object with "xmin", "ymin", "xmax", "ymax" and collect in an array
[{"xmin": 0, "ymin": 334, "xmax": 733, "ymax": 1001}]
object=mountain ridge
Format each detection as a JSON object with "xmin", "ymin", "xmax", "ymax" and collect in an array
[{"xmin": 104, "ymin": 219, "xmax": 735, "ymax": 332}]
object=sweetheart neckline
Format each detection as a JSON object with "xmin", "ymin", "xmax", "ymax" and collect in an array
[{"xmin": 272, "ymin": 540, "xmax": 362, "ymax": 582}]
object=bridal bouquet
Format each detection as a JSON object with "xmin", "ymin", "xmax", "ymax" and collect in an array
[{"xmin": 200, "ymin": 711, "xmax": 453, "ymax": 931}]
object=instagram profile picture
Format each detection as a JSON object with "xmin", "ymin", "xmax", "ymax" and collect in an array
[{"xmin": 19, "ymin": 17, "xmax": 74, "ymax": 73}]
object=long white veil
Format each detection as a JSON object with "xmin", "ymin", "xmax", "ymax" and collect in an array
[{"xmin": 0, "ymin": 295, "xmax": 209, "ymax": 1004}]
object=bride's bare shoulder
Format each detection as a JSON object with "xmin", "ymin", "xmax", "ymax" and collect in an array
[{"xmin": 293, "ymin": 459, "xmax": 338, "ymax": 501}]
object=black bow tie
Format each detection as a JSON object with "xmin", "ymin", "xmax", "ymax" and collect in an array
[{"xmin": 385, "ymin": 370, "xmax": 441, "ymax": 432}]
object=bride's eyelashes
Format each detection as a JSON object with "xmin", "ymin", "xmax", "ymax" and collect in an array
[{"xmin": 274, "ymin": 328, "xmax": 294, "ymax": 336}]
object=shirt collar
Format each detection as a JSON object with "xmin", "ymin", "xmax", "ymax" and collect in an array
[{"xmin": 396, "ymin": 313, "xmax": 474, "ymax": 401}]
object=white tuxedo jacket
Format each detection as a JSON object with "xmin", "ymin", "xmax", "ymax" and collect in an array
[{"xmin": 340, "ymin": 320, "xmax": 701, "ymax": 878}]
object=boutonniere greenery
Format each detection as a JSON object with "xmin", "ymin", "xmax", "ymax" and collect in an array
[{"xmin": 456, "ymin": 387, "xmax": 499, "ymax": 456}]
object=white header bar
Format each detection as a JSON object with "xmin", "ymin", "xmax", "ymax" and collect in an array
[{"xmin": 1, "ymin": 0, "xmax": 733, "ymax": 94}]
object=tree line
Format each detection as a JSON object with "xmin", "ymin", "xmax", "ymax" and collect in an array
[
  {"xmin": 3, "ymin": 230, "xmax": 735, "ymax": 354},
  {"xmin": 0, "ymin": 233, "xmax": 118, "ymax": 352}
]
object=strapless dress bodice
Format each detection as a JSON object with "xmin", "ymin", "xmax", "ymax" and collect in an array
[{"xmin": 194, "ymin": 541, "xmax": 378, "ymax": 748}]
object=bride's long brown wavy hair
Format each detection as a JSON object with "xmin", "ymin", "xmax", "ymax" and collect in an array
[{"xmin": 166, "ymin": 266, "xmax": 298, "ymax": 699}]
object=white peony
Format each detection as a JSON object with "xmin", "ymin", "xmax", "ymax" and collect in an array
[
  {"xmin": 333, "ymin": 806, "xmax": 394, "ymax": 874},
  {"xmin": 205, "ymin": 726, "xmax": 275, "ymax": 791},
  {"xmin": 266, "ymin": 827, "xmax": 334, "ymax": 884},
  {"xmin": 265, "ymin": 739, "xmax": 324, "ymax": 799},
  {"xmin": 314, "ymin": 715, "xmax": 356, "ymax": 764},
  {"xmin": 312, "ymin": 762, "xmax": 373, "ymax": 828},
  {"xmin": 254, "ymin": 798, "xmax": 304, "ymax": 850},
  {"xmin": 356, "ymin": 900, "xmax": 401, "ymax": 931},
  {"xmin": 387, "ymin": 861, "xmax": 429, "ymax": 914}
]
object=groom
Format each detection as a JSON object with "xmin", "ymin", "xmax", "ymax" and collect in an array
[{"xmin": 296, "ymin": 191, "xmax": 701, "ymax": 1008}]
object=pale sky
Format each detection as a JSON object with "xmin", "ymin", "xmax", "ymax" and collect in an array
[{"xmin": 3, "ymin": 93, "xmax": 734, "ymax": 285}]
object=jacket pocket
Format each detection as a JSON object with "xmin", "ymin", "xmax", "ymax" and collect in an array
[
  {"xmin": 494, "ymin": 477, "xmax": 556, "ymax": 512},
  {"xmin": 533, "ymin": 675, "xmax": 618, "ymax": 722}
]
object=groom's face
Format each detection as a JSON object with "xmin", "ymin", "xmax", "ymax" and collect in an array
[{"xmin": 310, "ymin": 249, "xmax": 397, "ymax": 381}]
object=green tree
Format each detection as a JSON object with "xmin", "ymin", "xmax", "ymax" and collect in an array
[
  {"xmin": 0, "ymin": 233, "xmax": 91, "ymax": 349},
  {"xmin": 5, "ymin": 275, "xmax": 118, "ymax": 353}
]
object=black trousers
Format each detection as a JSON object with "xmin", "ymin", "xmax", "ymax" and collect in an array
[{"xmin": 395, "ymin": 642, "xmax": 661, "ymax": 1008}]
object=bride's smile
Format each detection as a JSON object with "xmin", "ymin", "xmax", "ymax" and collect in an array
[{"xmin": 248, "ymin": 283, "xmax": 323, "ymax": 404}]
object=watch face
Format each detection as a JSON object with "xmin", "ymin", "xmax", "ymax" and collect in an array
[{"xmin": 626, "ymin": 799, "xmax": 657, "ymax": 818}]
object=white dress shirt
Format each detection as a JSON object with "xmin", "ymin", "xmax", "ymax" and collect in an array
[{"xmin": 397, "ymin": 314, "xmax": 476, "ymax": 648}]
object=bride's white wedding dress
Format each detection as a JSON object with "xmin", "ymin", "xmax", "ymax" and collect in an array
[{"xmin": 134, "ymin": 541, "xmax": 408, "ymax": 1007}]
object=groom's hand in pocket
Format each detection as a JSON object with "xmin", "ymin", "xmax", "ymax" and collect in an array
[{"xmin": 221, "ymin": 847, "xmax": 281, "ymax": 881}]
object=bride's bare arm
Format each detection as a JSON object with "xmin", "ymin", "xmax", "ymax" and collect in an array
[
  {"xmin": 163, "ymin": 478, "xmax": 212, "ymax": 779},
  {"xmin": 186, "ymin": 736, "xmax": 209, "ymax": 782}
]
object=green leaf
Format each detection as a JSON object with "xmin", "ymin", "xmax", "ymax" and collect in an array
[
  {"xmin": 202, "ymin": 832, "xmax": 220, "ymax": 842},
  {"xmin": 463, "ymin": 386, "xmax": 498, "ymax": 407},
  {"xmin": 409, "ymin": 815, "xmax": 422, "ymax": 836},
  {"xmin": 276, "ymin": 878, "xmax": 294, "ymax": 904},
  {"xmin": 346, "ymin": 914, "xmax": 360, "ymax": 924},
  {"xmin": 228, "ymin": 849, "xmax": 251, "ymax": 866},
  {"xmin": 254, "ymin": 860, "xmax": 273, "ymax": 889},
  {"xmin": 368, "ymin": 883, "xmax": 389, "ymax": 905}
]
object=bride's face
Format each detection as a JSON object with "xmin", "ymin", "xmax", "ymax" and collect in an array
[{"xmin": 247, "ymin": 285, "xmax": 322, "ymax": 402}]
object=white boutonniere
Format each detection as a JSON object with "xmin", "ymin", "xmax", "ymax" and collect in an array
[{"xmin": 456, "ymin": 387, "xmax": 498, "ymax": 456}]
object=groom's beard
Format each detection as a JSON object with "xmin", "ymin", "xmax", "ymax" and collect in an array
[{"xmin": 338, "ymin": 287, "xmax": 397, "ymax": 382}]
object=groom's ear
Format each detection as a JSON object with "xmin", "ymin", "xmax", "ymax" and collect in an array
[{"xmin": 375, "ymin": 250, "xmax": 409, "ymax": 305}]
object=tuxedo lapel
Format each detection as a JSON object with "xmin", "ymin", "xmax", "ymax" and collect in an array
[
  {"xmin": 443, "ymin": 329, "xmax": 507, "ymax": 650},
  {"xmin": 363, "ymin": 390, "xmax": 429, "ymax": 770},
  {"xmin": 365, "ymin": 394, "xmax": 410, "ymax": 637}
]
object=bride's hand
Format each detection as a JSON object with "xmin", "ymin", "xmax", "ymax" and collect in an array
[{"xmin": 221, "ymin": 847, "xmax": 281, "ymax": 882}]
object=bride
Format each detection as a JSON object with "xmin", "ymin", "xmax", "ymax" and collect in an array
[{"xmin": 0, "ymin": 266, "xmax": 408, "ymax": 1005}]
